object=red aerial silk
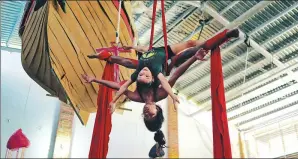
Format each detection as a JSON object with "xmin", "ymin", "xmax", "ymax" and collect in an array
[
  {"xmin": 7, "ymin": 129, "xmax": 30, "ymax": 150},
  {"xmin": 207, "ymin": 30, "xmax": 232, "ymax": 158},
  {"xmin": 89, "ymin": 63, "xmax": 114, "ymax": 158}
]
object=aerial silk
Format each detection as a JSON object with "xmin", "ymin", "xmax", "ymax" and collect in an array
[
  {"xmin": 89, "ymin": 64, "xmax": 114, "ymax": 158},
  {"xmin": 89, "ymin": 0, "xmax": 136, "ymax": 158},
  {"xmin": 208, "ymin": 30, "xmax": 232, "ymax": 158}
]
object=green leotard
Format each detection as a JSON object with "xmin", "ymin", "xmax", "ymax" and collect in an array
[{"xmin": 131, "ymin": 47, "xmax": 166, "ymax": 83}]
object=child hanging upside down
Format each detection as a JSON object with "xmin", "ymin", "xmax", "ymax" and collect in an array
[
  {"xmin": 87, "ymin": 28, "xmax": 240, "ymax": 110},
  {"xmin": 83, "ymin": 50, "xmax": 208, "ymax": 132}
]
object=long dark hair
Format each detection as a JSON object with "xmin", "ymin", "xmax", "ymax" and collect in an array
[
  {"xmin": 143, "ymin": 105, "xmax": 164, "ymax": 132},
  {"xmin": 154, "ymin": 130, "xmax": 166, "ymax": 148}
]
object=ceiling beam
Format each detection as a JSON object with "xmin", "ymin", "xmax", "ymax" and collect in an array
[
  {"xmin": 182, "ymin": 22, "xmax": 298, "ymax": 100},
  {"xmin": 178, "ymin": 2, "xmax": 298, "ymax": 94},
  {"xmin": 203, "ymin": 2, "xmax": 277, "ymax": 62},
  {"xmin": 203, "ymin": 3, "xmax": 298, "ymax": 83},
  {"xmin": 134, "ymin": 1, "xmax": 154, "ymax": 22},
  {"xmin": 1, "ymin": 46, "xmax": 21, "ymax": 53},
  {"xmin": 182, "ymin": 1, "xmax": 201, "ymax": 7},
  {"xmin": 237, "ymin": 100, "xmax": 298, "ymax": 130},
  {"xmin": 189, "ymin": 62, "xmax": 298, "ymax": 116},
  {"xmin": 228, "ymin": 81, "xmax": 298, "ymax": 124},
  {"xmin": 248, "ymin": 2, "xmax": 298, "ymax": 36},
  {"xmin": 152, "ymin": 6, "xmax": 197, "ymax": 45},
  {"xmin": 138, "ymin": 1, "xmax": 182, "ymax": 42},
  {"xmin": 241, "ymin": 109, "xmax": 298, "ymax": 132},
  {"xmin": 182, "ymin": 1, "xmax": 240, "ymax": 41},
  {"xmin": 5, "ymin": 2, "xmax": 25, "ymax": 46}
]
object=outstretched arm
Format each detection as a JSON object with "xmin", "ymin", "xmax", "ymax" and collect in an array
[
  {"xmin": 156, "ymin": 49, "xmax": 208, "ymax": 101},
  {"xmin": 157, "ymin": 73, "xmax": 180, "ymax": 110},
  {"xmin": 81, "ymin": 74, "xmax": 143, "ymax": 103},
  {"xmin": 92, "ymin": 79, "xmax": 121, "ymax": 90},
  {"xmin": 110, "ymin": 79, "xmax": 133, "ymax": 104}
]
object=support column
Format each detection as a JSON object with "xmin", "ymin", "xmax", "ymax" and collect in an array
[
  {"xmin": 167, "ymin": 97, "xmax": 179, "ymax": 158},
  {"xmin": 238, "ymin": 132, "xmax": 245, "ymax": 158},
  {"xmin": 53, "ymin": 102, "xmax": 74, "ymax": 158}
]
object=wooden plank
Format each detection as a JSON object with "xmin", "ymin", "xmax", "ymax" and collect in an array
[
  {"xmin": 103, "ymin": 1, "xmax": 130, "ymax": 45},
  {"xmin": 76, "ymin": 1, "xmax": 108, "ymax": 48},
  {"xmin": 47, "ymin": 13, "xmax": 98, "ymax": 100},
  {"xmin": 49, "ymin": 14, "xmax": 98, "ymax": 92},
  {"xmin": 49, "ymin": 47, "xmax": 95, "ymax": 113},
  {"xmin": 47, "ymin": 1, "xmax": 138, "ymax": 112},
  {"xmin": 27, "ymin": 5, "xmax": 48, "ymax": 75},
  {"xmin": 23, "ymin": 3, "xmax": 47, "ymax": 59},
  {"xmin": 49, "ymin": 48, "xmax": 89, "ymax": 112},
  {"xmin": 47, "ymin": 25, "xmax": 97, "ymax": 110},
  {"xmin": 50, "ymin": 3, "xmax": 104, "ymax": 81},
  {"xmin": 50, "ymin": 52, "xmax": 91, "ymax": 124},
  {"xmin": 89, "ymin": 1, "xmax": 134, "ymax": 82},
  {"xmin": 103, "ymin": 1, "xmax": 136, "ymax": 81},
  {"xmin": 83, "ymin": 1, "xmax": 136, "ymax": 91}
]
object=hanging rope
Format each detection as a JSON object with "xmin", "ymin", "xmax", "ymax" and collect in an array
[
  {"xmin": 21, "ymin": 82, "xmax": 32, "ymax": 128},
  {"xmin": 113, "ymin": 0, "xmax": 123, "ymax": 83},
  {"xmin": 115, "ymin": 0, "xmax": 122, "ymax": 47}
]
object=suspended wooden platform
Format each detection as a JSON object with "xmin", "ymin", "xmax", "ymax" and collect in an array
[{"xmin": 19, "ymin": 0, "xmax": 137, "ymax": 125}]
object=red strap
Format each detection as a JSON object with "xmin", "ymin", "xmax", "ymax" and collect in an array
[
  {"xmin": 160, "ymin": 0, "xmax": 168, "ymax": 73},
  {"xmin": 149, "ymin": 0, "xmax": 158, "ymax": 50}
]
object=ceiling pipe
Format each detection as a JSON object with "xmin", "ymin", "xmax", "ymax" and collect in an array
[
  {"xmin": 242, "ymin": 109, "xmax": 298, "ymax": 133},
  {"xmin": 189, "ymin": 62, "xmax": 298, "ymax": 116}
]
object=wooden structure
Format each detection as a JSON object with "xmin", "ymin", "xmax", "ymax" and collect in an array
[{"xmin": 19, "ymin": 0, "xmax": 137, "ymax": 124}]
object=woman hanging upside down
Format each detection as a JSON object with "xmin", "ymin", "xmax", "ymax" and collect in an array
[{"xmin": 87, "ymin": 28, "xmax": 239, "ymax": 109}]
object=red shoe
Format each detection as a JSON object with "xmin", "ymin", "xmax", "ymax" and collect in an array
[{"xmin": 96, "ymin": 50, "xmax": 112, "ymax": 61}]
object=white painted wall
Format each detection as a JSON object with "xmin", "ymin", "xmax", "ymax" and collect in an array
[
  {"xmin": 1, "ymin": 50, "xmax": 61, "ymax": 158},
  {"xmin": 70, "ymin": 99, "xmax": 168, "ymax": 158},
  {"xmin": 177, "ymin": 99, "xmax": 240, "ymax": 158}
]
